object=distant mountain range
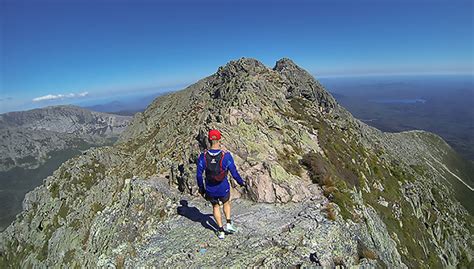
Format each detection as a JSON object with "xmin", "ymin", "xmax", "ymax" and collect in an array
[
  {"xmin": 0, "ymin": 105, "xmax": 132, "ymax": 171},
  {"xmin": 83, "ymin": 91, "xmax": 171, "ymax": 115}
]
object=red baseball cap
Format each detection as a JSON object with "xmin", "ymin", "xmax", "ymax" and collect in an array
[{"xmin": 208, "ymin": 129, "xmax": 221, "ymax": 140}]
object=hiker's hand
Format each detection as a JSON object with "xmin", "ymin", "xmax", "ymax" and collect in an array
[
  {"xmin": 241, "ymin": 182, "xmax": 249, "ymax": 192},
  {"xmin": 198, "ymin": 187, "xmax": 205, "ymax": 197}
]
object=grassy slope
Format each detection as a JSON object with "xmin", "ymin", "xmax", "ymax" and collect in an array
[
  {"xmin": 419, "ymin": 132, "xmax": 474, "ymax": 214},
  {"xmin": 284, "ymin": 97, "xmax": 473, "ymax": 268}
]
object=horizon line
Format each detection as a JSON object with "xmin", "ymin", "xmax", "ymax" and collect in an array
[
  {"xmin": 315, "ymin": 70, "xmax": 474, "ymax": 79},
  {"xmin": 1, "ymin": 70, "xmax": 472, "ymax": 114}
]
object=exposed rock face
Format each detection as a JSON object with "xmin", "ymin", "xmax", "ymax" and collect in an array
[
  {"xmin": 274, "ymin": 58, "xmax": 337, "ymax": 111},
  {"xmin": 0, "ymin": 58, "xmax": 472, "ymax": 268},
  {"xmin": 0, "ymin": 105, "xmax": 131, "ymax": 171}
]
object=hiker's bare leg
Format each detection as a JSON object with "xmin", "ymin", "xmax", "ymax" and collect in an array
[
  {"xmin": 223, "ymin": 200, "xmax": 231, "ymax": 220},
  {"xmin": 213, "ymin": 204, "xmax": 223, "ymax": 228}
]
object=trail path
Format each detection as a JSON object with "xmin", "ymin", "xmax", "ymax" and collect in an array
[{"xmin": 132, "ymin": 196, "xmax": 336, "ymax": 267}]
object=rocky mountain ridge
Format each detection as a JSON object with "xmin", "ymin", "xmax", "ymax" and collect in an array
[{"xmin": 0, "ymin": 58, "xmax": 472, "ymax": 268}]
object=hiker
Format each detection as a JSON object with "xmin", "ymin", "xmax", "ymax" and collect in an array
[{"xmin": 196, "ymin": 129, "xmax": 246, "ymax": 239}]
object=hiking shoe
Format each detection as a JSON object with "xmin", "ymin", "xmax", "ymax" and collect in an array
[
  {"xmin": 216, "ymin": 230, "xmax": 225, "ymax": 239},
  {"xmin": 225, "ymin": 223, "xmax": 237, "ymax": 234}
]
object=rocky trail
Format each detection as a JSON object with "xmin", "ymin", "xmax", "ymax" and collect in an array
[
  {"xmin": 139, "ymin": 198, "xmax": 326, "ymax": 267},
  {"xmin": 106, "ymin": 178, "xmax": 377, "ymax": 268}
]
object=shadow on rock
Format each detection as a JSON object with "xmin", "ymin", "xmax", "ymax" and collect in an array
[{"xmin": 177, "ymin": 200, "xmax": 218, "ymax": 232}]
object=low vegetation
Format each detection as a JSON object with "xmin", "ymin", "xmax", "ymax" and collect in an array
[
  {"xmin": 285, "ymin": 97, "xmax": 447, "ymax": 267},
  {"xmin": 357, "ymin": 241, "xmax": 377, "ymax": 260},
  {"xmin": 300, "ymin": 152, "xmax": 329, "ymax": 185},
  {"xmin": 277, "ymin": 147, "xmax": 302, "ymax": 177},
  {"xmin": 324, "ymin": 203, "xmax": 336, "ymax": 221}
]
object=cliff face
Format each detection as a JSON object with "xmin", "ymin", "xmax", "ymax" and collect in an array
[
  {"xmin": 1, "ymin": 58, "xmax": 472, "ymax": 268},
  {"xmin": 0, "ymin": 105, "xmax": 130, "ymax": 135},
  {"xmin": 0, "ymin": 105, "xmax": 131, "ymax": 171}
]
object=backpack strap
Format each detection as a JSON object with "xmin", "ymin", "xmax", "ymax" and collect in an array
[
  {"xmin": 219, "ymin": 150, "xmax": 226, "ymax": 170},
  {"xmin": 203, "ymin": 150, "xmax": 208, "ymax": 167}
]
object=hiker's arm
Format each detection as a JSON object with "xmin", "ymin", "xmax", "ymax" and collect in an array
[
  {"xmin": 226, "ymin": 153, "xmax": 245, "ymax": 186},
  {"xmin": 196, "ymin": 153, "xmax": 205, "ymax": 193}
]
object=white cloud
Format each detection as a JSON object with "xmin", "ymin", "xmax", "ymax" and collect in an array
[{"xmin": 32, "ymin": 91, "xmax": 89, "ymax": 102}]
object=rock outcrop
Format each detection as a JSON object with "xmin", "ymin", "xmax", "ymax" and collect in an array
[{"xmin": 0, "ymin": 58, "xmax": 472, "ymax": 268}]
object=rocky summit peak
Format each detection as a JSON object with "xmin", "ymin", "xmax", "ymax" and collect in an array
[
  {"xmin": 273, "ymin": 57, "xmax": 299, "ymax": 71},
  {"xmin": 215, "ymin": 57, "xmax": 269, "ymax": 78},
  {"xmin": 207, "ymin": 57, "xmax": 337, "ymax": 112}
]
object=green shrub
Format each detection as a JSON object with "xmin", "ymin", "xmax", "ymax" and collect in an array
[{"xmin": 301, "ymin": 152, "xmax": 328, "ymax": 184}]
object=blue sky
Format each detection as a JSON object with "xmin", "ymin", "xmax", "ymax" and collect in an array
[{"xmin": 1, "ymin": 0, "xmax": 473, "ymax": 113}]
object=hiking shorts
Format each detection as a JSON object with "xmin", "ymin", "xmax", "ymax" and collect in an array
[{"xmin": 207, "ymin": 192, "xmax": 230, "ymax": 205}]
